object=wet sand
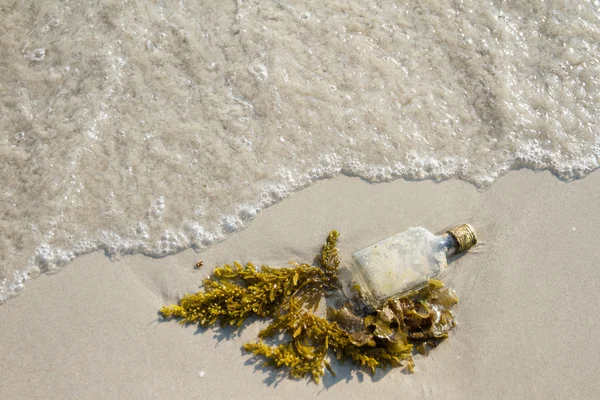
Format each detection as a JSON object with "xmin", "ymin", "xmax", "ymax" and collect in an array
[{"xmin": 2, "ymin": 170, "xmax": 600, "ymax": 399}]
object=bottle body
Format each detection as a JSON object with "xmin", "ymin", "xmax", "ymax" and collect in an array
[{"xmin": 350, "ymin": 224, "xmax": 476, "ymax": 309}]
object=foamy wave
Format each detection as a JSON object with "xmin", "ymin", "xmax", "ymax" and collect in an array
[
  {"xmin": 3, "ymin": 146, "xmax": 599, "ymax": 303},
  {"xmin": 1, "ymin": 0, "xmax": 599, "ymax": 302}
]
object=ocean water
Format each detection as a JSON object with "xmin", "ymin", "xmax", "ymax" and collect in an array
[{"xmin": 1, "ymin": 0, "xmax": 598, "ymax": 302}]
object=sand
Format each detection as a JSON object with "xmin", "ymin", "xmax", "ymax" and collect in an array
[{"xmin": 2, "ymin": 170, "xmax": 600, "ymax": 399}]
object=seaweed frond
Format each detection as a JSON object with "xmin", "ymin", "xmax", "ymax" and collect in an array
[
  {"xmin": 160, "ymin": 230, "xmax": 341, "ymax": 327},
  {"xmin": 160, "ymin": 230, "xmax": 459, "ymax": 383},
  {"xmin": 244, "ymin": 295, "xmax": 413, "ymax": 383}
]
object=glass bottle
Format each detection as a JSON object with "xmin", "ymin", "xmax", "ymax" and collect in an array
[{"xmin": 349, "ymin": 224, "xmax": 477, "ymax": 309}]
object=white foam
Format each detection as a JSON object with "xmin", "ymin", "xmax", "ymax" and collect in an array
[{"xmin": 1, "ymin": 0, "xmax": 599, "ymax": 303}]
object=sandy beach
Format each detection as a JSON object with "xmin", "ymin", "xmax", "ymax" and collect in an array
[
  {"xmin": 2, "ymin": 169, "xmax": 599, "ymax": 399},
  {"xmin": 2, "ymin": 1, "xmax": 599, "ymax": 399}
]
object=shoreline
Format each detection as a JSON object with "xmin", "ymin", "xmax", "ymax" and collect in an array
[{"xmin": 2, "ymin": 169, "xmax": 600, "ymax": 399}]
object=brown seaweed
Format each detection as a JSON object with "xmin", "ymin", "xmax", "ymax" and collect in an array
[{"xmin": 160, "ymin": 230, "xmax": 458, "ymax": 383}]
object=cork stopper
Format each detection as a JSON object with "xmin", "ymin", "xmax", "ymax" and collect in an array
[{"xmin": 447, "ymin": 224, "xmax": 477, "ymax": 253}]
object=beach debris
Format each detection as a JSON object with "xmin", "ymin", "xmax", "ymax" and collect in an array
[
  {"xmin": 195, "ymin": 261, "xmax": 204, "ymax": 269},
  {"xmin": 160, "ymin": 230, "xmax": 458, "ymax": 383},
  {"xmin": 349, "ymin": 224, "xmax": 476, "ymax": 310}
]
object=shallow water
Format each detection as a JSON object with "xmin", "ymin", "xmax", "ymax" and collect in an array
[{"xmin": 1, "ymin": 0, "xmax": 599, "ymax": 301}]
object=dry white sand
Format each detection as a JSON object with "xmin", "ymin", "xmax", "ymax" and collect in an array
[{"xmin": 2, "ymin": 170, "xmax": 600, "ymax": 399}]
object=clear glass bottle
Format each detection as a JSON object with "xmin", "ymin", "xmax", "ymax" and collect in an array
[{"xmin": 349, "ymin": 224, "xmax": 477, "ymax": 309}]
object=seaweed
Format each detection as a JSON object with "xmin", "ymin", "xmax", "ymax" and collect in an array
[{"xmin": 160, "ymin": 230, "xmax": 458, "ymax": 383}]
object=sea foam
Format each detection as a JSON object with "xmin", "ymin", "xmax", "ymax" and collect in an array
[{"xmin": 1, "ymin": 0, "xmax": 598, "ymax": 302}]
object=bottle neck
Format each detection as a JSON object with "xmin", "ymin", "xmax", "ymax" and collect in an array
[{"xmin": 439, "ymin": 232, "xmax": 460, "ymax": 256}]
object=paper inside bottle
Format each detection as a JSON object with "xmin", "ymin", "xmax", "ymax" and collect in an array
[{"xmin": 351, "ymin": 227, "xmax": 448, "ymax": 307}]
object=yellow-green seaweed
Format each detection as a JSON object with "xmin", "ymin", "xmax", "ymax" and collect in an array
[{"xmin": 160, "ymin": 230, "xmax": 458, "ymax": 383}]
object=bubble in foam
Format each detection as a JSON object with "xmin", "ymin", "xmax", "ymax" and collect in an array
[
  {"xmin": 237, "ymin": 206, "xmax": 257, "ymax": 223},
  {"xmin": 248, "ymin": 63, "xmax": 268, "ymax": 81},
  {"xmin": 184, "ymin": 222, "xmax": 207, "ymax": 250},
  {"xmin": 72, "ymin": 238, "xmax": 98, "ymax": 256},
  {"xmin": 157, "ymin": 230, "xmax": 190, "ymax": 255},
  {"xmin": 25, "ymin": 48, "xmax": 46, "ymax": 62},
  {"xmin": 221, "ymin": 215, "xmax": 241, "ymax": 233},
  {"xmin": 200, "ymin": 233, "xmax": 217, "ymax": 247},
  {"xmin": 0, "ymin": 269, "xmax": 30, "ymax": 302},
  {"xmin": 31, "ymin": 244, "xmax": 75, "ymax": 274},
  {"xmin": 148, "ymin": 196, "xmax": 166, "ymax": 220},
  {"xmin": 135, "ymin": 223, "xmax": 149, "ymax": 239},
  {"xmin": 145, "ymin": 40, "xmax": 158, "ymax": 53},
  {"xmin": 41, "ymin": 19, "xmax": 60, "ymax": 32},
  {"xmin": 185, "ymin": 222, "xmax": 205, "ymax": 239}
]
